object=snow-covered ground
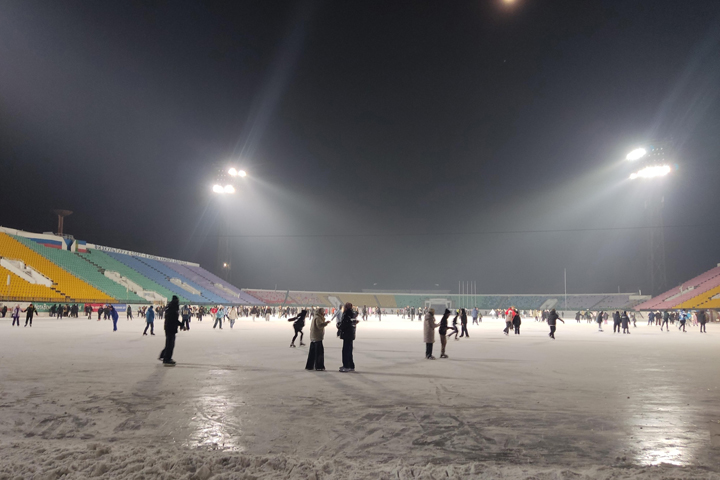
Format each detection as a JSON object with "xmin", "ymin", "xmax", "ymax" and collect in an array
[{"xmin": 0, "ymin": 314, "xmax": 718, "ymax": 479}]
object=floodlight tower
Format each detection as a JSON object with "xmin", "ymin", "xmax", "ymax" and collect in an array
[
  {"xmin": 627, "ymin": 142, "xmax": 672, "ymax": 295},
  {"xmin": 53, "ymin": 209, "xmax": 73, "ymax": 236},
  {"xmin": 211, "ymin": 165, "xmax": 247, "ymax": 282}
]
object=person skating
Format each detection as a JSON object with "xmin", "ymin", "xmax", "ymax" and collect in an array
[
  {"xmin": 423, "ymin": 308, "xmax": 439, "ymax": 359},
  {"xmin": 338, "ymin": 303, "xmax": 359, "ymax": 372},
  {"xmin": 698, "ymin": 309, "xmax": 707, "ymax": 333},
  {"xmin": 143, "ymin": 305, "xmax": 155, "ymax": 335},
  {"xmin": 23, "ymin": 303, "xmax": 38, "ymax": 327},
  {"xmin": 288, "ymin": 309, "xmax": 308, "ymax": 347},
  {"xmin": 596, "ymin": 311, "xmax": 604, "ymax": 332},
  {"xmin": 678, "ymin": 310, "xmax": 688, "ymax": 332},
  {"xmin": 438, "ymin": 308, "xmax": 450, "ymax": 358},
  {"xmin": 459, "ymin": 309, "xmax": 469, "ymax": 338},
  {"xmin": 227, "ymin": 306, "xmax": 238, "ymax": 329},
  {"xmin": 306, "ymin": 307, "xmax": 330, "ymax": 371},
  {"xmin": 127, "ymin": 305, "xmax": 133, "ymax": 320},
  {"xmin": 547, "ymin": 308, "xmax": 564, "ymax": 339},
  {"xmin": 503, "ymin": 307, "xmax": 514, "ymax": 336},
  {"xmin": 213, "ymin": 306, "xmax": 224, "ymax": 329},
  {"xmin": 621, "ymin": 311, "xmax": 631, "ymax": 334},
  {"xmin": 159, "ymin": 296, "xmax": 182, "ymax": 365},
  {"xmin": 471, "ymin": 307, "xmax": 479, "ymax": 325},
  {"xmin": 11, "ymin": 304, "xmax": 20, "ymax": 326},
  {"xmin": 512, "ymin": 309, "xmax": 521, "ymax": 335},
  {"xmin": 110, "ymin": 305, "xmax": 119, "ymax": 331},
  {"xmin": 612, "ymin": 311, "xmax": 621, "ymax": 333},
  {"xmin": 447, "ymin": 311, "xmax": 459, "ymax": 340},
  {"xmin": 181, "ymin": 304, "xmax": 191, "ymax": 330},
  {"xmin": 660, "ymin": 311, "xmax": 669, "ymax": 331}
]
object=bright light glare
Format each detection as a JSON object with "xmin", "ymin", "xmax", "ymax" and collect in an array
[
  {"xmin": 238, "ymin": 170, "xmax": 247, "ymax": 178},
  {"xmin": 212, "ymin": 184, "xmax": 224, "ymax": 193},
  {"xmin": 228, "ymin": 168, "xmax": 238, "ymax": 176},
  {"xmin": 224, "ymin": 185, "xmax": 235, "ymax": 193},
  {"xmin": 626, "ymin": 148, "xmax": 647, "ymax": 161},
  {"xmin": 629, "ymin": 165, "xmax": 671, "ymax": 180}
]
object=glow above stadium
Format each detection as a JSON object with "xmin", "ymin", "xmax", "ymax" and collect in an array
[{"xmin": 626, "ymin": 148, "xmax": 647, "ymax": 161}]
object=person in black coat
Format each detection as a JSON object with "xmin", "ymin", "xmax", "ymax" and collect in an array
[
  {"xmin": 459, "ymin": 309, "xmax": 469, "ymax": 338},
  {"xmin": 438, "ymin": 308, "xmax": 450, "ymax": 358},
  {"xmin": 512, "ymin": 310, "xmax": 522, "ymax": 335},
  {"xmin": 159, "ymin": 296, "xmax": 182, "ymax": 366},
  {"xmin": 612, "ymin": 311, "xmax": 621, "ymax": 333},
  {"xmin": 547, "ymin": 308, "xmax": 564, "ymax": 339},
  {"xmin": 288, "ymin": 309, "xmax": 308, "ymax": 347},
  {"xmin": 23, "ymin": 303, "xmax": 38, "ymax": 327},
  {"xmin": 621, "ymin": 311, "xmax": 631, "ymax": 334},
  {"xmin": 339, "ymin": 303, "xmax": 358, "ymax": 372},
  {"xmin": 697, "ymin": 309, "xmax": 708, "ymax": 333}
]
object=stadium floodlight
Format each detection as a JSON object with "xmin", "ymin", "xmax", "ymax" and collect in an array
[
  {"xmin": 224, "ymin": 185, "xmax": 236, "ymax": 193},
  {"xmin": 212, "ymin": 184, "xmax": 224, "ymax": 193},
  {"xmin": 629, "ymin": 165, "xmax": 671, "ymax": 180},
  {"xmin": 626, "ymin": 148, "xmax": 647, "ymax": 161},
  {"xmin": 228, "ymin": 168, "xmax": 238, "ymax": 176},
  {"xmin": 238, "ymin": 170, "xmax": 247, "ymax": 178}
]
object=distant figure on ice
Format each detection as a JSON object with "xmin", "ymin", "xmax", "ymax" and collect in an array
[
  {"xmin": 423, "ymin": 308, "xmax": 439, "ymax": 359},
  {"xmin": 288, "ymin": 309, "xmax": 307, "ymax": 347},
  {"xmin": 678, "ymin": 310, "xmax": 688, "ymax": 332},
  {"xmin": 698, "ymin": 309, "xmax": 707, "ymax": 333},
  {"xmin": 306, "ymin": 307, "xmax": 330, "ymax": 371},
  {"xmin": 547, "ymin": 309, "xmax": 564, "ymax": 339},
  {"xmin": 447, "ymin": 311, "xmax": 459, "ymax": 340},
  {"xmin": 338, "ymin": 303, "xmax": 359, "ymax": 372},
  {"xmin": 143, "ymin": 305, "xmax": 155, "ymax": 335},
  {"xmin": 159, "ymin": 296, "xmax": 182, "ymax": 366},
  {"xmin": 595, "ymin": 311, "xmax": 604, "ymax": 332},
  {"xmin": 459, "ymin": 309, "xmax": 469, "ymax": 338},
  {"xmin": 621, "ymin": 311, "xmax": 630, "ymax": 334},
  {"xmin": 471, "ymin": 307, "xmax": 479, "ymax": 325},
  {"xmin": 512, "ymin": 309, "xmax": 521, "ymax": 335},
  {"xmin": 660, "ymin": 311, "xmax": 669, "ymax": 331},
  {"xmin": 503, "ymin": 307, "xmax": 515, "ymax": 336},
  {"xmin": 213, "ymin": 306, "xmax": 224, "ymax": 329},
  {"xmin": 23, "ymin": 303, "xmax": 38, "ymax": 327},
  {"xmin": 127, "ymin": 305, "xmax": 133, "ymax": 321},
  {"xmin": 110, "ymin": 305, "xmax": 119, "ymax": 331},
  {"xmin": 438, "ymin": 308, "xmax": 450, "ymax": 358},
  {"xmin": 612, "ymin": 311, "xmax": 621, "ymax": 333},
  {"xmin": 11, "ymin": 304, "xmax": 21, "ymax": 327}
]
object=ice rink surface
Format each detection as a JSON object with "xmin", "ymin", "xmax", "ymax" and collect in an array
[{"xmin": 0, "ymin": 314, "xmax": 719, "ymax": 479}]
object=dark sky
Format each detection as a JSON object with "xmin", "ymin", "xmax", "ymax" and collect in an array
[{"xmin": 1, "ymin": 0, "xmax": 719, "ymax": 295}]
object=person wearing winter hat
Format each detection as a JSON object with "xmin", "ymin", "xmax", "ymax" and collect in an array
[{"xmin": 423, "ymin": 308, "xmax": 439, "ymax": 359}]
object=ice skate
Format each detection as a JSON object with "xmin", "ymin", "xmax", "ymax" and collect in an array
[{"xmin": 440, "ymin": 354, "xmax": 448, "ymax": 358}]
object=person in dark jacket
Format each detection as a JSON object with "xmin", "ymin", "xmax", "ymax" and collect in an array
[
  {"xmin": 288, "ymin": 309, "xmax": 308, "ymax": 347},
  {"xmin": 159, "ymin": 296, "xmax": 182, "ymax": 365},
  {"xmin": 143, "ymin": 305, "xmax": 155, "ymax": 335},
  {"xmin": 459, "ymin": 309, "xmax": 469, "ymax": 338},
  {"xmin": 697, "ymin": 309, "xmax": 707, "ymax": 333},
  {"xmin": 23, "ymin": 303, "xmax": 38, "ymax": 327},
  {"xmin": 447, "ymin": 311, "xmax": 459, "ymax": 340},
  {"xmin": 339, "ymin": 303, "xmax": 358, "ymax": 372},
  {"xmin": 595, "ymin": 311, "xmax": 604, "ymax": 332},
  {"xmin": 612, "ymin": 311, "xmax": 621, "ymax": 333},
  {"xmin": 438, "ymin": 308, "xmax": 450, "ymax": 358},
  {"xmin": 110, "ymin": 305, "xmax": 119, "ymax": 331},
  {"xmin": 512, "ymin": 310, "xmax": 522, "ymax": 334},
  {"xmin": 547, "ymin": 309, "xmax": 564, "ymax": 339},
  {"xmin": 621, "ymin": 311, "xmax": 630, "ymax": 334}
]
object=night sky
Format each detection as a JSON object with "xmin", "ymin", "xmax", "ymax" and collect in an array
[{"xmin": 1, "ymin": 0, "xmax": 719, "ymax": 295}]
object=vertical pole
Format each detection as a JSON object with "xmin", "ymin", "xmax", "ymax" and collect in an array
[{"xmin": 564, "ymin": 268, "xmax": 567, "ymax": 314}]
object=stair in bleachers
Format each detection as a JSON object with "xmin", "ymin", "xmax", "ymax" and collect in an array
[{"xmin": 134, "ymin": 256, "xmax": 228, "ymax": 304}]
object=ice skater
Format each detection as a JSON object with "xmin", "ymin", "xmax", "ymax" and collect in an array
[
  {"xmin": 660, "ymin": 311, "xmax": 669, "ymax": 331},
  {"xmin": 447, "ymin": 311, "xmax": 459, "ymax": 340},
  {"xmin": 438, "ymin": 308, "xmax": 450, "ymax": 358},
  {"xmin": 512, "ymin": 309, "xmax": 521, "ymax": 334},
  {"xmin": 678, "ymin": 310, "xmax": 688, "ymax": 332},
  {"xmin": 621, "ymin": 311, "xmax": 631, "ymax": 334},
  {"xmin": 306, "ymin": 307, "xmax": 330, "ymax": 371},
  {"xmin": 338, "ymin": 303, "xmax": 359, "ymax": 372},
  {"xmin": 698, "ymin": 309, "xmax": 707, "ymax": 333},
  {"xmin": 110, "ymin": 305, "xmax": 119, "ymax": 331},
  {"xmin": 143, "ymin": 305, "xmax": 155, "ymax": 335},
  {"xmin": 612, "ymin": 311, "xmax": 621, "ymax": 333},
  {"xmin": 11, "ymin": 304, "xmax": 20, "ymax": 326},
  {"xmin": 503, "ymin": 307, "xmax": 515, "ymax": 336},
  {"xmin": 595, "ymin": 311, "xmax": 604, "ymax": 332},
  {"xmin": 126, "ymin": 305, "xmax": 133, "ymax": 320},
  {"xmin": 288, "ymin": 309, "xmax": 307, "ymax": 347},
  {"xmin": 23, "ymin": 303, "xmax": 38, "ymax": 327},
  {"xmin": 459, "ymin": 309, "xmax": 469, "ymax": 338},
  {"xmin": 423, "ymin": 308, "xmax": 439, "ymax": 359},
  {"xmin": 547, "ymin": 308, "xmax": 564, "ymax": 339},
  {"xmin": 213, "ymin": 306, "xmax": 224, "ymax": 329},
  {"xmin": 159, "ymin": 296, "xmax": 182, "ymax": 366},
  {"xmin": 471, "ymin": 307, "xmax": 479, "ymax": 325}
]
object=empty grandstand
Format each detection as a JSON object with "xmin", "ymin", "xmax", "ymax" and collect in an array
[{"xmin": 635, "ymin": 264, "xmax": 720, "ymax": 310}]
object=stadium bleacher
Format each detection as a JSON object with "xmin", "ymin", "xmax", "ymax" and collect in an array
[
  {"xmin": 104, "ymin": 252, "xmax": 197, "ymax": 303},
  {"xmin": 0, "ymin": 265, "xmax": 66, "ymax": 302},
  {"xmin": 133, "ymin": 256, "xmax": 227, "ymax": 304},
  {"xmin": 0, "ymin": 233, "xmax": 112, "ymax": 302}
]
